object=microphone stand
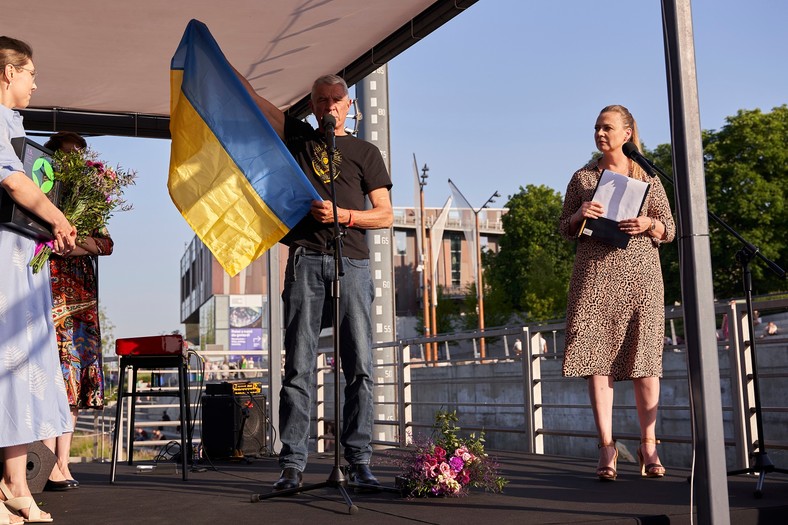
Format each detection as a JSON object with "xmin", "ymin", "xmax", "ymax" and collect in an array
[
  {"xmin": 251, "ymin": 120, "xmax": 358, "ymax": 514},
  {"xmin": 633, "ymin": 152, "xmax": 787, "ymax": 498}
]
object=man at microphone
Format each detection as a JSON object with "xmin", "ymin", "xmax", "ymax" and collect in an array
[{"xmin": 236, "ymin": 71, "xmax": 393, "ymax": 491}]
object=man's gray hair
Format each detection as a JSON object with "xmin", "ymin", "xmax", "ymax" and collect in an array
[{"xmin": 311, "ymin": 74, "xmax": 349, "ymax": 98}]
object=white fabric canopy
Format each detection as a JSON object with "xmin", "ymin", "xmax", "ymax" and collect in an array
[{"xmin": 15, "ymin": 0, "xmax": 476, "ymax": 136}]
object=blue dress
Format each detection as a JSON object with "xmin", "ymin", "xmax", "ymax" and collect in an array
[{"xmin": 0, "ymin": 104, "xmax": 72, "ymax": 448}]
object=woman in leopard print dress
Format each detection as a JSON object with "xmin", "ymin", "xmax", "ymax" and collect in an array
[{"xmin": 559, "ymin": 105, "xmax": 675, "ymax": 481}]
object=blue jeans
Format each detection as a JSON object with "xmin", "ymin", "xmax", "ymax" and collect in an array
[{"xmin": 278, "ymin": 247, "xmax": 374, "ymax": 471}]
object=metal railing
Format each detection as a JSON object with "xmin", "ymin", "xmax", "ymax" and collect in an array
[
  {"xmin": 392, "ymin": 207, "xmax": 505, "ymax": 233},
  {"xmin": 345, "ymin": 298, "xmax": 788, "ymax": 470},
  {"xmin": 92, "ymin": 298, "xmax": 788, "ymax": 471}
]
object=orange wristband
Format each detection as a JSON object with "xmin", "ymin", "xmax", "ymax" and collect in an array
[{"xmin": 347, "ymin": 210, "xmax": 354, "ymax": 228}]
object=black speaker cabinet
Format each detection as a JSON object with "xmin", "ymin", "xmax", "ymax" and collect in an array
[
  {"xmin": 0, "ymin": 442, "xmax": 57, "ymax": 494},
  {"xmin": 201, "ymin": 394, "xmax": 267, "ymax": 459}
]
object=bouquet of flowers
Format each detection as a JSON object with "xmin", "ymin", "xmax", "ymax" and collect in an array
[
  {"xmin": 29, "ymin": 147, "xmax": 136, "ymax": 272},
  {"xmin": 395, "ymin": 410, "xmax": 507, "ymax": 497}
]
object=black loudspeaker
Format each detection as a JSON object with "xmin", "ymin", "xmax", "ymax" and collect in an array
[
  {"xmin": 0, "ymin": 442, "xmax": 57, "ymax": 494},
  {"xmin": 26, "ymin": 441, "xmax": 58, "ymax": 494},
  {"xmin": 201, "ymin": 394, "xmax": 267, "ymax": 459}
]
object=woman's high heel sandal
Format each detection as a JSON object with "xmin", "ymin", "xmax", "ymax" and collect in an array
[
  {"xmin": 0, "ymin": 481, "xmax": 53, "ymax": 523},
  {"xmin": 638, "ymin": 438, "xmax": 666, "ymax": 478},
  {"xmin": 1, "ymin": 502, "xmax": 22, "ymax": 525},
  {"xmin": 596, "ymin": 441, "xmax": 618, "ymax": 481}
]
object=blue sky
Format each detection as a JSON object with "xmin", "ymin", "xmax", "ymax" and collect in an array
[{"xmin": 85, "ymin": 0, "xmax": 788, "ymax": 339}]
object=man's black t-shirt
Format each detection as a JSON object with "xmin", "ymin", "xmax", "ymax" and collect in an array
[{"xmin": 282, "ymin": 116, "xmax": 392, "ymax": 259}]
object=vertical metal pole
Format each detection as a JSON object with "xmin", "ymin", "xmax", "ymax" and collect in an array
[
  {"xmin": 267, "ymin": 248, "xmax": 282, "ymax": 453},
  {"xmin": 661, "ymin": 1, "xmax": 730, "ymax": 523},
  {"xmin": 425, "ymin": 226, "xmax": 436, "ymax": 361},
  {"xmin": 475, "ymin": 212, "xmax": 486, "ymax": 358},
  {"xmin": 419, "ymin": 185, "xmax": 432, "ymax": 359},
  {"xmin": 124, "ymin": 389, "xmax": 132, "ymax": 462},
  {"xmin": 429, "ymin": 287, "xmax": 439, "ymax": 359},
  {"xmin": 93, "ymin": 412, "xmax": 99, "ymax": 460},
  {"xmin": 521, "ymin": 327, "xmax": 540, "ymax": 454},
  {"xmin": 727, "ymin": 302, "xmax": 750, "ymax": 469},
  {"xmin": 356, "ymin": 65, "xmax": 398, "ymax": 446},
  {"xmin": 398, "ymin": 342, "xmax": 413, "ymax": 447},
  {"xmin": 315, "ymin": 358, "xmax": 326, "ymax": 453}
]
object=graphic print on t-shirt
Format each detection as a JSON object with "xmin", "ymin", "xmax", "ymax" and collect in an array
[{"xmin": 310, "ymin": 141, "xmax": 342, "ymax": 183}]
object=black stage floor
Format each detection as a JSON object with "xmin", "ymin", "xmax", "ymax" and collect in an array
[{"xmin": 36, "ymin": 450, "xmax": 788, "ymax": 524}]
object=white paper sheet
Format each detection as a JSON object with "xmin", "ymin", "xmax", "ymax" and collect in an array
[{"xmin": 592, "ymin": 169, "xmax": 650, "ymax": 221}]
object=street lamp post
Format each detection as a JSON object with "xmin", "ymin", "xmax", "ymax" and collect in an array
[{"xmin": 418, "ymin": 164, "xmax": 434, "ymax": 362}]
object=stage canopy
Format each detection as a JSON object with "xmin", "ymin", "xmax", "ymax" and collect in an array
[{"xmin": 16, "ymin": 0, "xmax": 477, "ymax": 138}]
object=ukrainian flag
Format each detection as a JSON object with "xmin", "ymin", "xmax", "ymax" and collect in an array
[{"xmin": 168, "ymin": 19, "xmax": 319, "ymax": 276}]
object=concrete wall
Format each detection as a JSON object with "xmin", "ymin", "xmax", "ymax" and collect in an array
[{"xmin": 409, "ymin": 343, "xmax": 788, "ymax": 469}]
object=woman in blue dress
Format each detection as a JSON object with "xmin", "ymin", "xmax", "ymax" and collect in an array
[{"xmin": 0, "ymin": 36, "xmax": 76, "ymax": 524}]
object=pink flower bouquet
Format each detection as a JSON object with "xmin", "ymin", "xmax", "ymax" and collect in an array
[
  {"xmin": 395, "ymin": 410, "xmax": 507, "ymax": 497},
  {"xmin": 29, "ymin": 147, "xmax": 135, "ymax": 272}
]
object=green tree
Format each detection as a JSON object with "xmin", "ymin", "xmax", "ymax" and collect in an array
[
  {"xmin": 99, "ymin": 307, "xmax": 117, "ymax": 401},
  {"xmin": 458, "ymin": 282, "xmax": 479, "ymax": 331},
  {"xmin": 99, "ymin": 306, "xmax": 116, "ymax": 354},
  {"xmin": 458, "ymin": 280, "xmax": 513, "ymax": 331},
  {"xmin": 647, "ymin": 106, "xmax": 788, "ymax": 301},
  {"xmin": 703, "ymin": 105, "xmax": 788, "ymax": 298},
  {"xmin": 434, "ymin": 285, "xmax": 461, "ymax": 334},
  {"xmin": 484, "ymin": 184, "xmax": 575, "ymax": 322},
  {"xmin": 646, "ymin": 142, "xmax": 682, "ymax": 304},
  {"xmin": 415, "ymin": 284, "xmax": 461, "ymax": 336}
]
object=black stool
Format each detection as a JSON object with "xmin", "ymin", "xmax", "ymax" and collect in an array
[{"xmin": 110, "ymin": 336, "xmax": 191, "ymax": 482}]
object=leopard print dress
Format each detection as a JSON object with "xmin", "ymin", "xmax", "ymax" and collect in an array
[{"xmin": 559, "ymin": 160, "xmax": 675, "ymax": 381}]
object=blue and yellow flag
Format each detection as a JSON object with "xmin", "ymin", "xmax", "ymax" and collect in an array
[{"xmin": 168, "ymin": 19, "xmax": 319, "ymax": 276}]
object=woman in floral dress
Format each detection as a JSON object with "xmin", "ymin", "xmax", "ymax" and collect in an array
[{"xmin": 42, "ymin": 132, "xmax": 114, "ymax": 489}]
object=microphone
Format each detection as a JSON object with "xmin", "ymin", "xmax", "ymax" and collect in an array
[
  {"xmin": 622, "ymin": 142, "xmax": 657, "ymax": 178},
  {"xmin": 321, "ymin": 114, "xmax": 336, "ymax": 151},
  {"xmin": 321, "ymin": 114, "xmax": 336, "ymax": 137}
]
